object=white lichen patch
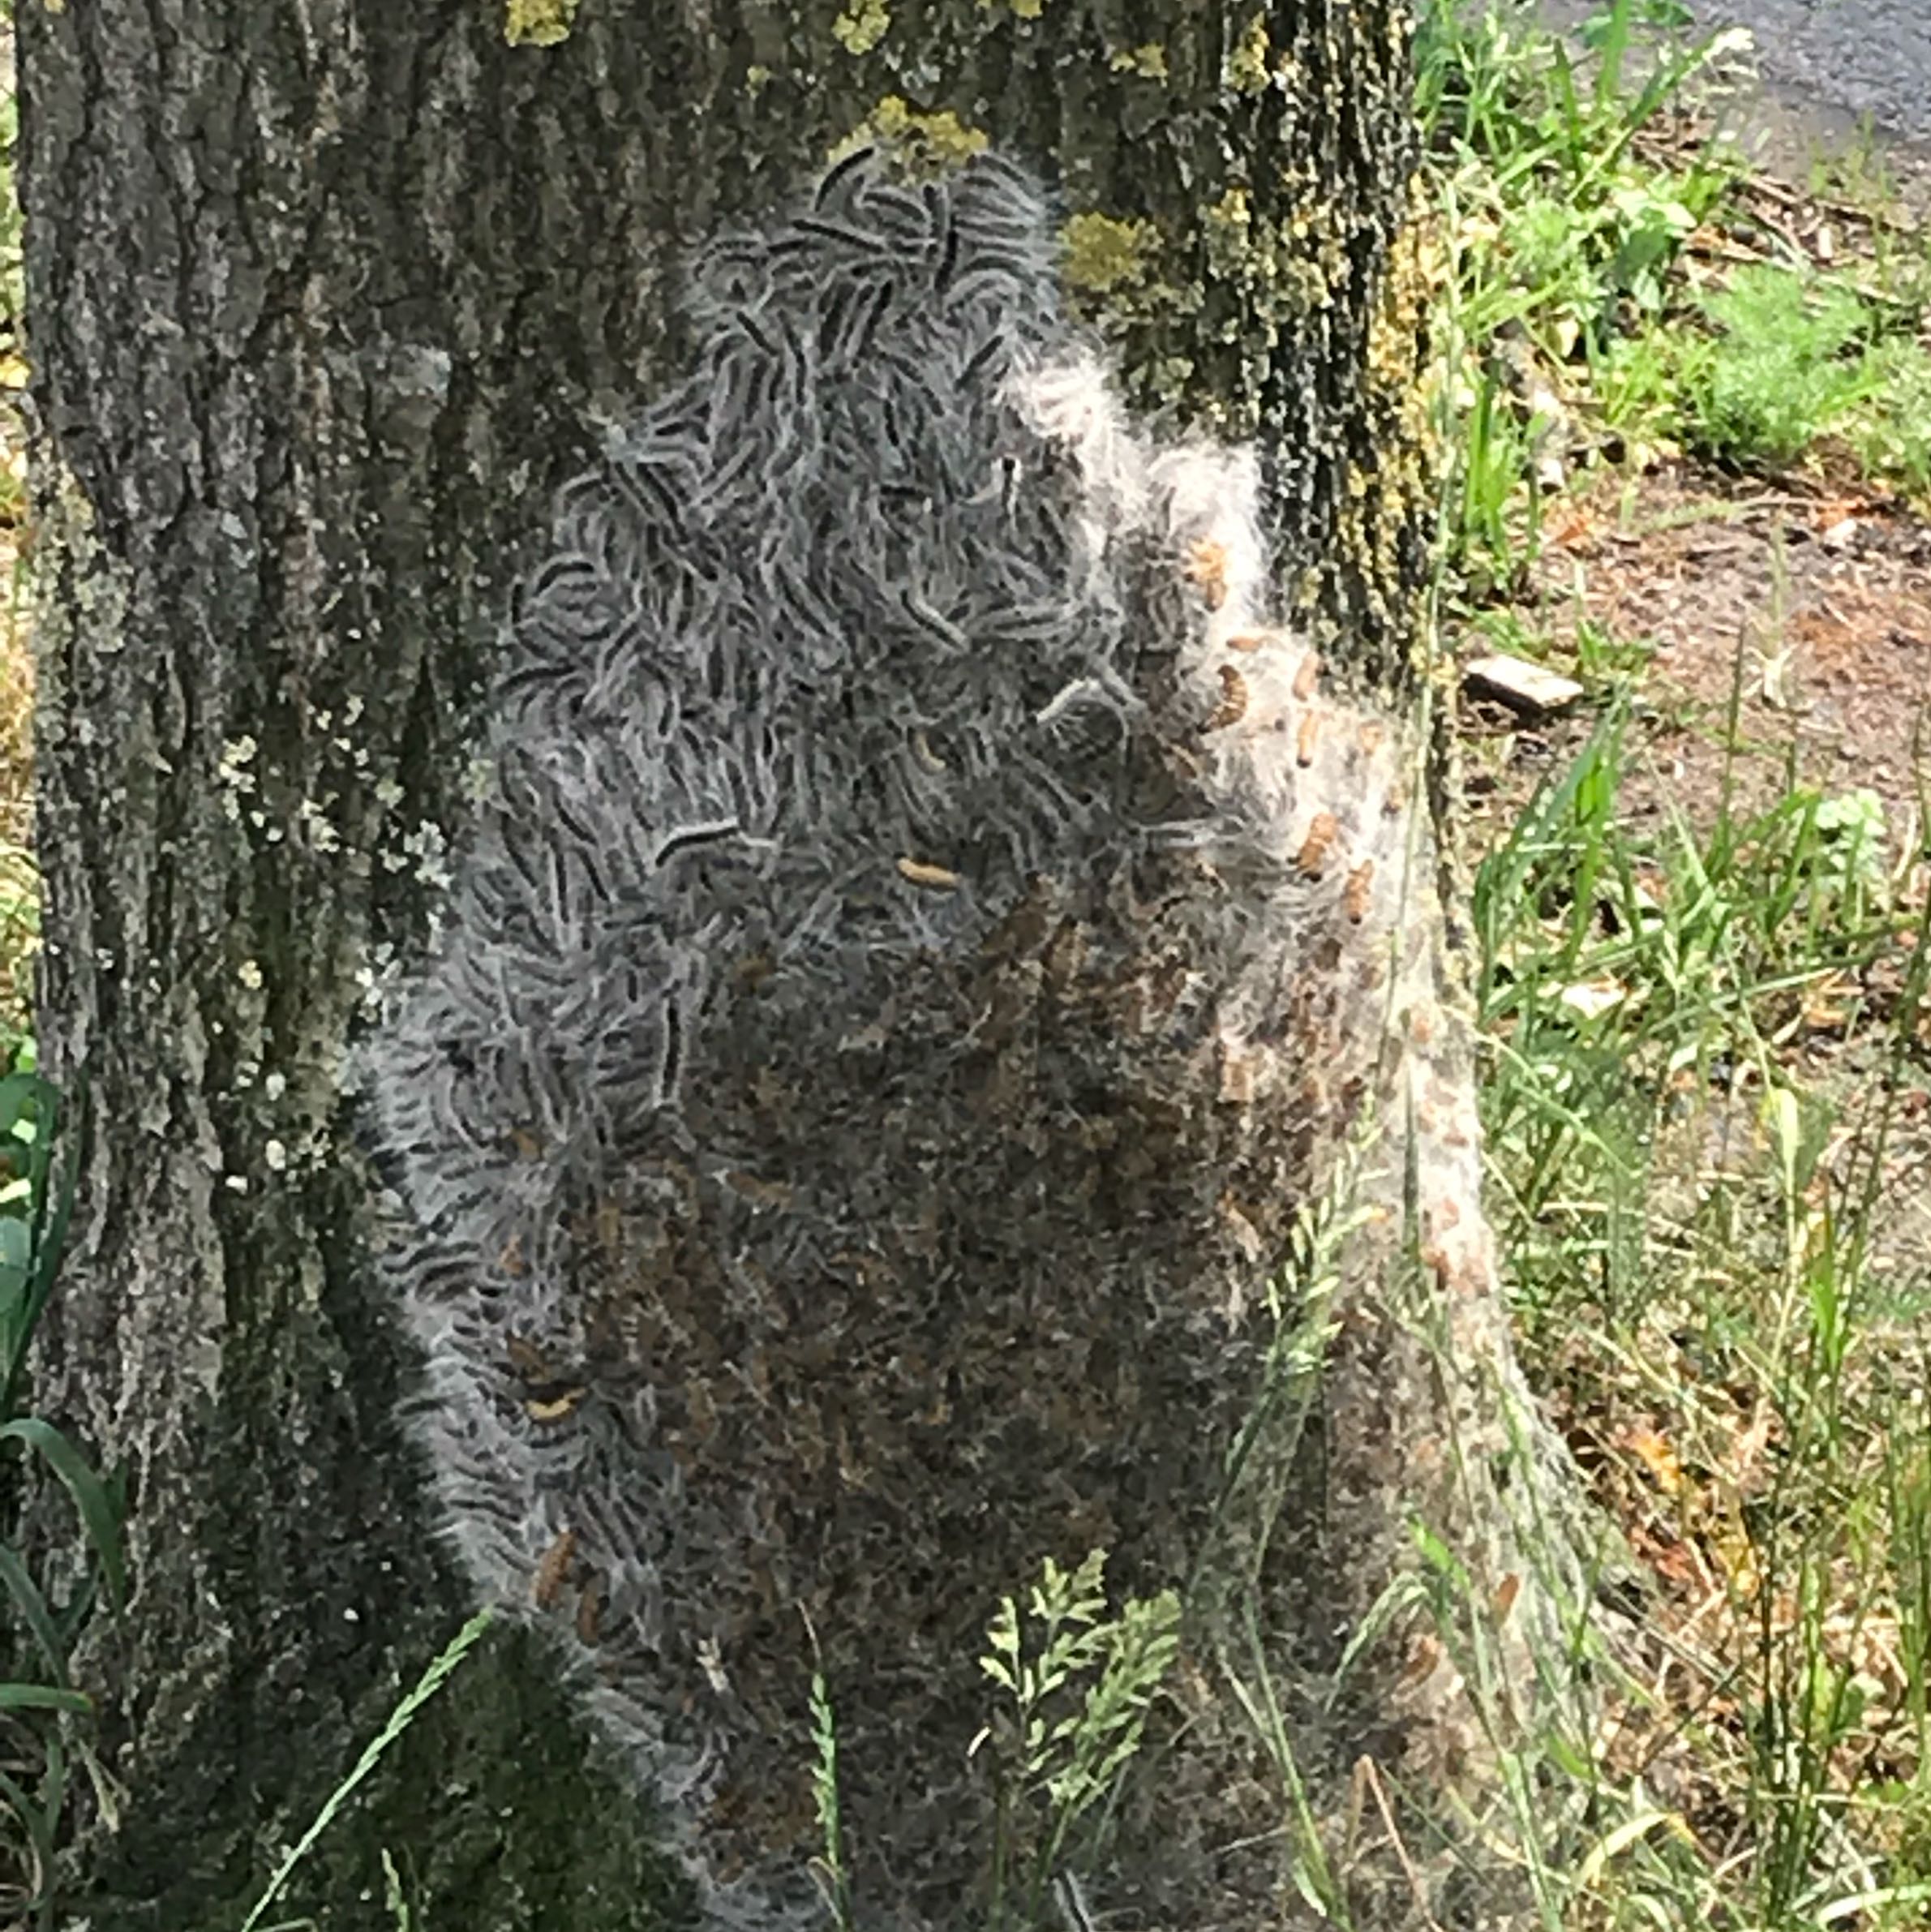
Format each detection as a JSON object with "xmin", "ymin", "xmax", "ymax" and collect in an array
[
  {"xmin": 401, "ymin": 820, "xmax": 452, "ymax": 890},
  {"xmin": 218, "ymin": 736, "xmax": 259, "ymax": 790},
  {"xmin": 297, "ymin": 797, "xmax": 342, "ymax": 853}
]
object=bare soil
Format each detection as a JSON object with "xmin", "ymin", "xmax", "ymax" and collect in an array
[{"xmin": 1463, "ymin": 462, "xmax": 1931, "ymax": 856}]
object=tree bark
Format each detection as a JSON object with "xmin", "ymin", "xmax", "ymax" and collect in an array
[{"xmin": 15, "ymin": 3, "xmax": 1596, "ymax": 1930}]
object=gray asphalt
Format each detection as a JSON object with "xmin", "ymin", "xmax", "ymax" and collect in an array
[{"xmin": 1681, "ymin": 0, "xmax": 1931, "ymax": 143}]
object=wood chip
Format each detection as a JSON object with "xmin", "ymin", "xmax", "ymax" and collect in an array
[{"xmin": 1464, "ymin": 653, "xmax": 1583, "ymax": 718}]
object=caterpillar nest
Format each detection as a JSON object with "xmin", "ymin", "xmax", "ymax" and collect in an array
[{"xmin": 362, "ymin": 149, "xmax": 1445, "ymax": 1930}]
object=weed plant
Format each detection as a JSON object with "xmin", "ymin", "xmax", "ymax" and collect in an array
[
  {"xmin": 1594, "ymin": 261, "xmax": 1931, "ymax": 497},
  {"xmin": 1416, "ymin": 0, "xmax": 1744, "ymax": 594},
  {"xmin": 1470, "ymin": 686, "xmax": 1931, "ymax": 1926},
  {"xmin": 0, "ymin": 1071, "xmax": 124, "ymax": 1932},
  {"xmin": 1422, "ymin": 0, "xmax": 1931, "ymax": 604}
]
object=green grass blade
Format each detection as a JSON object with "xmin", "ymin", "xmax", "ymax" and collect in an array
[
  {"xmin": 0, "ymin": 1543, "xmax": 72, "ymax": 1688},
  {"xmin": 238, "ymin": 1609, "xmax": 493, "ymax": 1932},
  {"xmin": 0, "ymin": 1417, "xmax": 127, "ymax": 1616},
  {"xmin": 0, "ymin": 1683, "xmax": 90, "ymax": 1715},
  {"xmin": 0, "ymin": 1758, "xmax": 58, "ymax": 1926},
  {"xmin": 2, "ymin": 1078, "xmax": 81, "ymax": 1424}
]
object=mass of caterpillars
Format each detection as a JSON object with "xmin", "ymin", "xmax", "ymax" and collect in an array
[
  {"xmin": 356, "ymin": 141, "xmax": 1431, "ymax": 1928},
  {"xmin": 1186, "ymin": 540, "xmax": 1403, "ymax": 927}
]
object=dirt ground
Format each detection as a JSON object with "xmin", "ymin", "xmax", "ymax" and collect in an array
[
  {"xmin": 1462, "ymin": 462, "xmax": 1931, "ymax": 858},
  {"xmin": 1453, "ymin": 83, "xmax": 1931, "ymax": 871}
]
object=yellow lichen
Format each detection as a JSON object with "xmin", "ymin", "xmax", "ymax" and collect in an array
[
  {"xmin": 1202, "ymin": 186, "xmax": 1252, "ymax": 260},
  {"xmin": 745, "ymin": 63, "xmax": 774, "ymax": 96},
  {"xmin": 830, "ymin": 97, "xmax": 989, "ymax": 179},
  {"xmin": 1108, "ymin": 41, "xmax": 1168, "ymax": 79},
  {"xmin": 1060, "ymin": 212, "xmax": 1158, "ymax": 296},
  {"xmin": 832, "ymin": 0, "xmax": 890, "ymax": 56},
  {"xmin": 1195, "ymin": 182, "xmax": 1333, "ymax": 335},
  {"xmin": 977, "ymin": 0, "xmax": 1048, "ymax": 15},
  {"xmin": 1225, "ymin": 12, "xmax": 1272, "ymax": 93},
  {"xmin": 504, "ymin": 0, "xmax": 578, "ymax": 46}
]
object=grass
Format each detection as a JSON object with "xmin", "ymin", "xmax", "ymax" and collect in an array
[
  {"xmin": 1465, "ymin": 688, "xmax": 1931, "ymax": 1928},
  {"xmin": 0, "ymin": 1070, "xmax": 125, "ymax": 1932},
  {"xmin": 234, "ymin": 1610, "xmax": 493, "ymax": 1932},
  {"xmin": 1415, "ymin": 0, "xmax": 1749, "ymax": 592},
  {"xmin": 1418, "ymin": 0, "xmax": 1931, "ymax": 599},
  {"xmin": 1594, "ymin": 261, "xmax": 1931, "ymax": 497},
  {"xmin": 1415, "ymin": 3, "xmax": 1931, "ymax": 1925}
]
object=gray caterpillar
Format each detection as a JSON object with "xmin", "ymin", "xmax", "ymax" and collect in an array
[{"xmin": 362, "ymin": 149, "xmax": 1429, "ymax": 1928}]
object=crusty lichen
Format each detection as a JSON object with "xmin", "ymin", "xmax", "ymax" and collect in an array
[
  {"xmin": 1061, "ymin": 211, "xmax": 1158, "ymax": 296},
  {"xmin": 1199, "ymin": 184, "xmax": 1255, "ymax": 281},
  {"xmin": 504, "ymin": 0, "xmax": 577, "ymax": 46},
  {"xmin": 832, "ymin": 0, "xmax": 890, "ymax": 56},
  {"xmin": 1225, "ymin": 12, "xmax": 1272, "ymax": 92},
  {"xmin": 1358, "ymin": 191, "xmax": 1438, "ymax": 660},
  {"xmin": 1108, "ymin": 41, "xmax": 1168, "ymax": 79},
  {"xmin": 830, "ymin": 96, "xmax": 989, "ymax": 178},
  {"xmin": 1201, "ymin": 182, "xmax": 1338, "ymax": 326}
]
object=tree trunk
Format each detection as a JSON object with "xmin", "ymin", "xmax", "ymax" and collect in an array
[{"xmin": 15, "ymin": 4, "xmax": 1599, "ymax": 1930}]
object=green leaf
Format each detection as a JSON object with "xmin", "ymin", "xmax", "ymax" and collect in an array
[
  {"xmin": 0, "ymin": 1071, "xmax": 48, "ymax": 1140},
  {"xmin": 0, "ymin": 1682, "xmax": 90, "ymax": 1714},
  {"xmin": 0, "ymin": 1759, "xmax": 59, "ymax": 1915},
  {"xmin": 0, "ymin": 1543, "xmax": 72, "ymax": 1686},
  {"xmin": 0, "ymin": 1418, "xmax": 127, "ymax": 1616}
]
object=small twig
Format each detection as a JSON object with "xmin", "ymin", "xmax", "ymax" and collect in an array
[
  {"xmin": 1357, "ymin": 1754, "xmax": 1447, "ymax": 1932},
  {"xmin": 1744, "ymin": 170, "xmax": 1919, "ymax": 235}
]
